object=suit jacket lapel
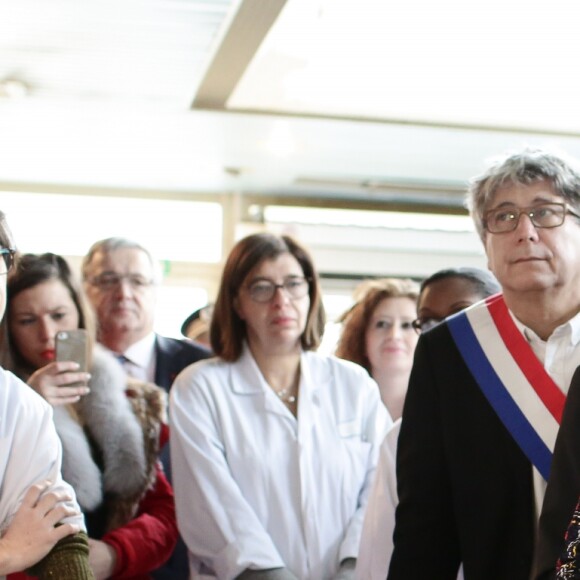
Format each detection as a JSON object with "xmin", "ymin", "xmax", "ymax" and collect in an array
[{"xmin": 154, "ymin": 334, "xmax": 178, "ymax": 391}]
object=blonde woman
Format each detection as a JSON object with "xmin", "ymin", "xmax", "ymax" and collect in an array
[{"xmin": 336, "ymin": 278, "xmax": 420, "ymax": 420}]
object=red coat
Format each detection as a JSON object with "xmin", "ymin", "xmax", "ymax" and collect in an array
[{"xmin": 104, "ymin": 462, "xmax": 178, "ymax": 578}]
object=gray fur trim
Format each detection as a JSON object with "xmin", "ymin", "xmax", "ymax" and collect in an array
[
  {"xmin": 54, "ymin": 345, "xmax": 147, "ymax": 511},
  {"xmin": 54, "ymin": 405, "xmax": 103, "ymax": 511}
]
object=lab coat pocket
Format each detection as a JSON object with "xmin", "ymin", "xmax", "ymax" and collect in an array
[{"xmin": 337, "ymin": 420, "xmax": 361, "ymax": 439}]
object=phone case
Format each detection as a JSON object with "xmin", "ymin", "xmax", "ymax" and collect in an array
[{"xmin": 55, "ymin": 329, "xmax": 89, "ymax": 376}]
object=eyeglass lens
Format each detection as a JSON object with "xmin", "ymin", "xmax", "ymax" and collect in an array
[
  {"xmin": 248, "ymin": 277, "xmax": 309, "ymax": 302},
  {"xmin": 485, "ymin": 203, "xmax": 569, "ymax": 233},
  {"xmin": 92, "ymin": 273, "xmax": 153, "ymax": 289},
  {"xmin": 412, "ymin": 317, "xmax": 443, "ymax": 333}
]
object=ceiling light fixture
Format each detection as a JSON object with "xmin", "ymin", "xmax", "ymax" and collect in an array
[{"xmin": 0, "ymin": 78, "xmax": 29, "ymax": 100}]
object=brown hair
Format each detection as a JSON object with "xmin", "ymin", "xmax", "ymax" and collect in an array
[
  {"xmin": 210, "ymin": 233, "xmax": 326, "ymax": 361},
  {"xmin": 335, "ymin": 278, "xmax": 419, "ymax": 373},
  {"xmin": 3, "ymin": 253, "xmax": 96, "ymax": 377}
]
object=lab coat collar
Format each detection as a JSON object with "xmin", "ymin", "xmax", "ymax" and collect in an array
[
  {"xmin": 229, "ymin": 344, "xmax": 271, "ymax": 396},
  {"xmin": 230, "ymin": 345, "xmax": 331, "ymax": 417}
]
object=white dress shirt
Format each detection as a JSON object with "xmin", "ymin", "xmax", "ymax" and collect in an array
[
  {"xmin": 512, "ymin": 310, "xmax": 580, "ymax": 522},
  {"xmin": 114, "ymin": 331, "xmax": 157, "ymax": 382}
]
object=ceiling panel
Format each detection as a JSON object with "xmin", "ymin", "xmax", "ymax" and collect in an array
[
  {"xmin": 0, "ymin": 0, "xmax": 236, "ymax": 107},
  {"xmin": 226, "ymin": 0, "xmax": 580, "ymax": 134},
  {"xmin": 1, "ymin": 0, "xmax": 580, "ymax": 208}
]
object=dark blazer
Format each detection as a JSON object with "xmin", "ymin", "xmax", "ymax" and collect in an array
[
  {"xmin": 152, "ymin": 334, "xmax": 210, "ymax": 580},
  {"xmin": 388, "ymin": 321, "xmax": 536, "ymax": 580},
  {"xmin": 154, "ymin": 334, "xmax": 211, "ymax": 392},
  {"xmin": 534, "ymin": 366, "xmax": 580, "ymax": 580}
]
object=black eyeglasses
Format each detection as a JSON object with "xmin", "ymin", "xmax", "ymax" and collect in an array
[
  {"xmin": 88, "ymin": 273, "xmax": 154, "ymax": 291},
  {"xmin": 0, "ymin": 248, "xmax": 16, "ymax": 275},
  {"xmin": 246, "ymin": 277, "xmax": 310, "ymax": 303},
  {"xmin": 411, "ymin": 317, "xmax": 443, "ymax": 334},
  {"xmin": 483, "ymin": 202, "xmax": 580, "ymax": 234}
]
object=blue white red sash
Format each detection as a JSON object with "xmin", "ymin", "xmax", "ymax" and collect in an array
[{"xmin": 447, "ymin": 293, "xmax": 565, "ymax": 481}]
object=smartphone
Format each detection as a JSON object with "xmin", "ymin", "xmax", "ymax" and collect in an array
[{"xmin": 55, "ymin": 329, "xmax": 89, "ymax": 387}]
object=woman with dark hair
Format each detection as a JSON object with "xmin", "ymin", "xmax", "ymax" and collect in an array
[
  {"xmin": 2, "ymin": 253, "xmax": 178, "ymax": 580},
  {"xmin": 0, "ymin": 214, "xmax": 93, "ymax": 578},
  {"xmin": 356, "ymin": 266, "xmax": 500, "ymax": 580},
  {"xmin": 170, "ymin": 233, "xmax": 390, "ymax": 580},
  {"xmin": 336, "ymin": 278, "xmax": 420, "ymax": 420},
  {"xmin": 412, "ymin": 266, "xmax": 501, "ymax": 333}
]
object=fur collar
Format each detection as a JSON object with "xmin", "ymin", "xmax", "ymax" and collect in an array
[{"xmin": 54, "ymin": 345, "xmax": 148, "ymax": 513}]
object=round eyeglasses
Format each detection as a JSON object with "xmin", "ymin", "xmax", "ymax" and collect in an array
[
  {"xmin": 483, "ymin": 202, "xmax": 580, "ymax": 234},
  {"xmin": 88, "ymin": 273, "xmax": 154, "ymax": 291},
  {"xmin": 246, "ymin": 277, "xmax": 310, "ymax": 303},
  {"xmin": 0, "ymin": 248, "xmax": 16, "ymax": 275},
  {"xmin": 411, "ymin": 317, "xmax": 443, "ymax": 334}
]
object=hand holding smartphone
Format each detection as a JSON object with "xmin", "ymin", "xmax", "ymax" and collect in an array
[{"xmin": 55, "ymin": 329, "xmax": 89, "ymax": 388}]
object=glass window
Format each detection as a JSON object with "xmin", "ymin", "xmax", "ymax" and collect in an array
[{"xmin": 2, "ymin": 192, "xmax": 222, "ymax": 262}]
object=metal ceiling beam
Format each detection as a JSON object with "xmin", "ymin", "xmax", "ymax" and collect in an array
[{"xmin": 192, "ymin": 0, "xmax": 287, "ymax": 109}]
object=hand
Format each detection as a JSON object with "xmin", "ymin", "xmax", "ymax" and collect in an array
[
  {"xmin": 88, "ymin": 538, "xmax": 117, "ymax": 580},
  {"xmin": 28, "ymin": 362, "xmax": 91, "ymax": 406},
  {"xmin": 0, "ymin": 481, "xmax": 81, "ymax": 574}
]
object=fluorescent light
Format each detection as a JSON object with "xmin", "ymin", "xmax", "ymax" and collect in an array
[{"xmin": 263, "ymin": 205, "xmax": 474, "ymax": 232}]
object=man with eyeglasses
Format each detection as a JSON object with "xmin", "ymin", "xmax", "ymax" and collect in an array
[
  {"xmin": 82, "ymin": 237, "xmax": 209, "ymax": 390},
  {"xmin": 387, "ymin": 150, "xmax": 580, "ymax": 580},
  {"xmin": 82, "ymin": 237, "xmax": 209, "ymax": 580}
]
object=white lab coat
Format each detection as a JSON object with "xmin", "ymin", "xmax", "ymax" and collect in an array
[
  {"xmin": 356, "ymin": 419, "xmax": 464, "ymax": 580},
  {"xmin": 0, "ymin": 367, "xmax": 85, "ymax": 579},
  {"xmin": 356, "ymin": 420, "xmax": 400, "ymax": 580},
  {"xmin": 170, "ymin": 346, "xmax": 391, "ymax": 580}
]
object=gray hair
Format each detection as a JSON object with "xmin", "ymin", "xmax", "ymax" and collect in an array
[
  {"xmin": 466, "ymin": 149, "xmax": 580, "ymax": 240},
  {"xmin": 82, "ymin": 237, "xmax": 162, "ymax": 283}
]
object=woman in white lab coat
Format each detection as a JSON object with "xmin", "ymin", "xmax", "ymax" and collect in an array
[{"xmin": 170, "ymin": 233, "xmax": 391, "ymax": 580}]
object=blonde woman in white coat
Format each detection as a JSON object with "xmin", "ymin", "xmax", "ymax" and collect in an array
[{"xmin": 170, "ymin": 233, "xmax": 391, "ymax": 580}]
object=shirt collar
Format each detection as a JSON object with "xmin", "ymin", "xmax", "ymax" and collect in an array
[
  {"xmin": 123, "ymin": 331, "xmax": 156, "ymax": 369},
  {"xmin": 510, "ymin": 309, "xmax": 580, "ymax": 346}
]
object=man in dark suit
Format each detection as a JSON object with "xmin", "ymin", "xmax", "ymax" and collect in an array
[
  {"xmin": 388, "ymin": 150, "xmax": 580, "ymax": 580},
  {"xmin": 82, "ymin": 237, "xmax": 210, "ymax": 580},
  {"xmin": 155, "ymin": 333, "xmax": 210, "ymax": 393},
  {"xmin": 82, "ymin": 237, "xmax": 209, "ymax": 391}
]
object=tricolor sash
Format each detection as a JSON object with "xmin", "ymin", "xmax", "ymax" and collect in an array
[{"xmin": 447, "ymin": 293, "xmax": 565, "ymax": 481}]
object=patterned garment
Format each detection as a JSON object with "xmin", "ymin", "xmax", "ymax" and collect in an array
[{"xmin": 557, "ymin": 498, "xmax": 580, "ymax": 579}]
